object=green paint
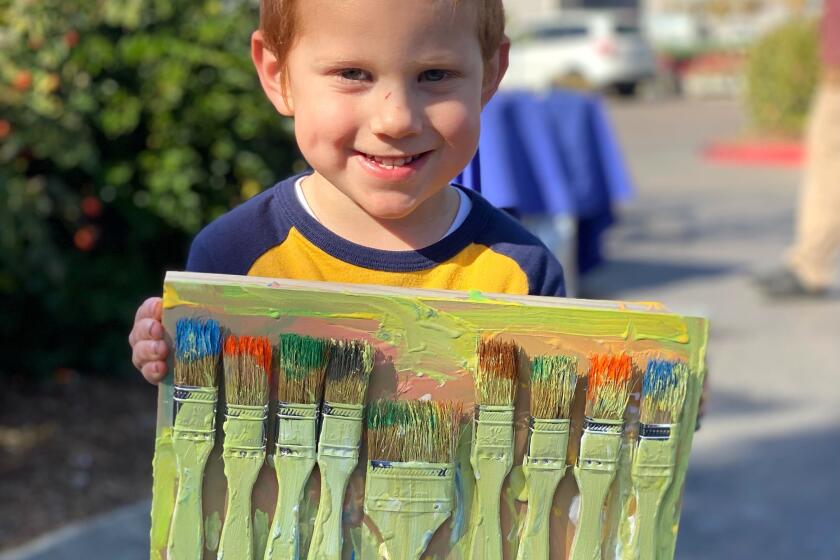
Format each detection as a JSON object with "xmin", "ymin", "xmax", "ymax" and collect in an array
[
  {"xmin": 364, "ymin": 461, "xmax": 455, "ymax": 560},
  {"xmin": 149, "ymin": 428, "xmax": 175, "ymax": 559},
  {"xmin": 164, "ymin": 277, "xmax": 694, "ymax": 385},
  {"xmin": 157, "ymin": 273, "xmax": 711, "ymax": 559},
  {"xmin": 265, "ymin": 403, "xmax": 319, "ymax": 560},
  {"xmin": 517, "ymin": 419, "xmax": 571, "ymax": 560},
  {"xmin": 205, "ymin": 512, "xmax": 222, "ymax": 552},
  {"xmin": 253, "ymin": 508, "xmax": 270, "ymax": 560},
  {"xmin": 633, "ymin": 426, "xmax": 681, "ymax": 559},
  {"xmin": 217, "ymin": 404, "xmax": 267, "ymax": 560},
  {"xmin": 167, "ymin": 389, "xmax": 218, "ymax": 560},
  {"xmin": 570, "ymin": 421, "xmax": 624, "ymax": 560},
  {"xmin": 468, "ymin": 405, "xmax": 515, "ymax": 560},
  {"xmin": 308, "ymin": 403, "xmax": 365, "ymax": 560}
]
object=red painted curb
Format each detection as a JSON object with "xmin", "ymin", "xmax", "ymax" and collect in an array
[{"xmin": 703, "ymin": 141, "xmax": 805, "ymax": 167}]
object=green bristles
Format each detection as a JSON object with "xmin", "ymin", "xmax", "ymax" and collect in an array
[
  {"xmin": 277, "ymin": 333, "xmax": 329, "ymax": 404},
  {"xmin": 367, "ymin": 400, "xmax": 462, "ymax": 464},
  {"xmin": 476, "ymin": 338, "xmax": 518, "ymax": 406},
  {"xmin": 640, "ymin": 359, "xmax": 689, "ymax": 425},
  {"xmin": 530, "ymin": 355, "xmax": 578, "ymax": 419},
  {"xmin": 324, "ymin": 339, "xmax": 374, "ymax": 404},
  {"xmin": 223, "ymin": 336, "xmax": 271, "ymax": 407}
]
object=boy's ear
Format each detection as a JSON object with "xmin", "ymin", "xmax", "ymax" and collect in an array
[
  {"xmin": 251, "ymin": 30, "xmax": 294, "ymax": 116},
  {"xmin": 481, "ymin": 34, "xmax": 510, "ymax": 107}
]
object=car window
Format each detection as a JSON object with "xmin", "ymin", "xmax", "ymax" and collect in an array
[
  {"xmin": 614, "ymin": 24, "xmax": 640, "ymax": 35},
  {"xmin": 533, "ymin": 25, "xmax": 589, "ymax": 40}
]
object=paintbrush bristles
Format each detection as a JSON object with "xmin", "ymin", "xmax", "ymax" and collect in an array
[
  {"xmin": 223, "ymin": 336, "xmax": 272, "ymax": 406},
  {"xmin": 324, "ymin": 339, "xmax": 373, "ymax": 404},
  {"xmin": 530, "ymin": 355, "xmax": 578, "ymax": 419},
  {"xmin": 476, "ymin": 338, "xmax": 518, "ymax": 406},
  {"xmin": 367, "ymin": 400, "xmax": 462, "ymax": 464},
  {"xmin": 640, "ymin": 359, "xmax": 688, "ymax": 425},
  {"xmin": 174, "ymin": 318, "xmax": 221, "ymax": 387},
  {"xmin": 585, "ymin": 354, "xmax": 633, "ymax": 420},
  {"xmin": 277, "ymin": 334, "xmax": 329, "ymax": 404}
]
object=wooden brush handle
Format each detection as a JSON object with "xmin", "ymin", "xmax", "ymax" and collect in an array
[
  {"xmin": 217, "ymin": 451, "xmax": 264, "ymax": 560},
  {"xmin": 264, "ymin": 407, "xmax": 319, "ymax": 560},
  {"xmin": 217, "ymin": 408, "xmax": 268, "ymax": 560},
  {"xmin": 306, "ymin": 408, "xmax": 363, "ymax": 560},
  {"xmin": 569, "ymin": 429, "xmax": 623, "ymax": 560},
  {"xmin": 631, "ymin": 433, "xmax": 679, "ymax": 560},
  {"xmin": 468, "ymin": 406, "xmax": 515, "ymax": 560},
  {"xmin": 167, "ymin": 437, "xmax": 214, "ymax": 560},
  {"xmin": 264, "ymin": 453, "xmax": 317, "ymax": 560},
  {"xmin": 167, "ymin": 394, "xmax": 217, "ymax": 560}
]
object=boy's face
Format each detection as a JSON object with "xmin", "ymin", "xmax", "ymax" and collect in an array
[{"xmin": 254, "ymin": 0, "xmax": 506, "ymax": 221}]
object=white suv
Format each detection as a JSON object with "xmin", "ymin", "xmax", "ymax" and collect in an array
[{"xmin": 502, "ymin": 10, "xmax": 657, "ymax": 96}]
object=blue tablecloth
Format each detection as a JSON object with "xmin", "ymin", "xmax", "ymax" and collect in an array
[{"xmin": 457, "ymin": 89, "xmax": 635, "ymax": 273}]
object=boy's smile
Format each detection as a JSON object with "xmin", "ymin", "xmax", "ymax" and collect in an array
[{"xmin": 253, "ymin": 0, "xmax": 507, "ymax": 250}]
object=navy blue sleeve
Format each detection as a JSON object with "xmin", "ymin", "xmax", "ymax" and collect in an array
[{"xmin": 183, "ymin": 179, "xmax": 294, "ymax": 275}]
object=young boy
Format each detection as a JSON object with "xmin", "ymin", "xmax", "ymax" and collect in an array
[{"xmin": 129, "ymin": 0, "xmax": 566, "ymax": 383}]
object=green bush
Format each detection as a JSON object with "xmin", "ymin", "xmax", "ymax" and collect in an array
[
  {"xmin": 745, "ymin": 19, "xmax": 819, "ymax": 137},
  {"xmin": 0, "ymin": 0, "xmax": 299, "ymax": 378}
]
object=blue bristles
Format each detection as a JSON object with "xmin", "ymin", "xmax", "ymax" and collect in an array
[
  {"xmin": 175, "ymin": 317, "xmax": 221, "ymax": 362},
  {"xmin": 640, "ymin": 359, "xmax": 688, "ymax": 424}
]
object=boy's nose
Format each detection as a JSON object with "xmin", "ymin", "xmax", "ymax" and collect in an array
[{"xmin": 369, "ymin": 90, "xmax": 423, "ymax": 139}]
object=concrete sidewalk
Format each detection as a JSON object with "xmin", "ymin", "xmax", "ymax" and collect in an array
[
  {"xmin": 4, "ymin": 98, "xmax": 838, "ymax": 559},
  {"xmin": 0, "ymin": 501, "xmax": 150, "ymax": 560}
]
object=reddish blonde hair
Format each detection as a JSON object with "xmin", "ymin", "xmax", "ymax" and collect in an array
[{"xmin": 259, "ymin": 0, "xmax": 505, "ymax": 69}]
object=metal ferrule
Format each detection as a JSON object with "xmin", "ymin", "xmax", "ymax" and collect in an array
[
  {"xmin": 583, "ymin": 417, "xmax": 624, "ymax": 435},
  {"xmin": 639, "ymin": 423, "xmax": 673, "ymax": 440}
]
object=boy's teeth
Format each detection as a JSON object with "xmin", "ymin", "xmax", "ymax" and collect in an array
[{"xmin": 369, "ymin": 154, "xmax": 418, "ymax": 167}]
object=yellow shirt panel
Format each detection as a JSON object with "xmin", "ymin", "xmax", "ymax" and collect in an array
[{"xmin": 248, "ymin": 227, "xmax": 530, "ymax": 295}]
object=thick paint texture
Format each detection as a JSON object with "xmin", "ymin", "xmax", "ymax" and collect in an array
[{"xmin": 151, "ymin": 272, "xmax": 709, "ymax": 559}]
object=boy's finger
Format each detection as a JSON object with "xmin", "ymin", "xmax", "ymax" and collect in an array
[
  {"xmin": 132, "ymin": 339, "xmax": 169, "ymax": 370},
  {"xmin": 131, "ymin": 318, "xmax": 164, "ymax": 345},
  {"xmin": 135, "ymin": 296, "xmax": 162, "ymax": 322},
  {"xmin": 141, "ymin": 361, "xmax": 167, "ymax": 385}
]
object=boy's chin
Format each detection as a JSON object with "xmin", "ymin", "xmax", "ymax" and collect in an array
[{"xmin": 355, "ymin": 193, "xmax": 426, "ymax": 221}]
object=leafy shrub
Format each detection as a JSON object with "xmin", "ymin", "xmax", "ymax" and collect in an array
[
  {"xmin": 0, "ymin": 0, "xmax": 299, "ymax": 377},
  {"xmin": 744, "ymin": 19, "xmax": 819, "ymax": 137}
]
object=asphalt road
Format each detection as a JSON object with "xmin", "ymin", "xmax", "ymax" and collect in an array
[
  {"xmin": 4, "ymin": 98, "xmax": 839, "ymax": 560},
  {"xmin": 589, "ymin": 98, "xmax": 840, "ymax": 559}
]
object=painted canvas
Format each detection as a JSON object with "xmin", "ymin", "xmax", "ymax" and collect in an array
[{"xmin": 150, "ymin": 271, "xmax": 709, "ymax": 560}]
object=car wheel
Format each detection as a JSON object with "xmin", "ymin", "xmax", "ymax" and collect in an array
[{"xmin": 614, "ymin": 82, "xmax": 638, "ymax": 97}]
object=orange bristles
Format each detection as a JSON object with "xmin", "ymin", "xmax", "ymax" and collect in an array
[
  {"xmin": 585, "ymin": 353, "xmax": 633, "ymax": 420},
  {"xmin": 223, "ymin": 335, "xmax": 272, "ymax": 406}
]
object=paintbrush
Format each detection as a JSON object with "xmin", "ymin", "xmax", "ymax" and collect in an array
[
  {"xmin": 467, "ymin": 337, "xmax": 519, "ymax": 560},
  {"xmin": 364, "ymin": 399, "xmax": 462, "ymax": 560},
  {"xmin": 630, "ymin": 358, "xmax": 688, "ymax": 559},
  {"xmin": 167, "ymin": 317, "xmax": 221, "ymax": 560},
  {"xmin": 516, "ymin": 355, "xmax": 579, "ymax": 560},
  {"xmin": 569, "ymin": 353, "xmax": 633, "ymax": 560},
  {"xmin": 306, "ymin": 339, "xmax": 373, "ymax": 560},
  {"xmin": 217, "ymin": 335, "xmax": 272, "ymax": 560},
  {"xmin": 264, "ymin": 334, "xmax": 329, "ymax": 560}
]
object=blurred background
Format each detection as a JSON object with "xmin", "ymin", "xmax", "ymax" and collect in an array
[{"xmin": 1, "ymin": 0, "xmax": 837, "ymax": 558}]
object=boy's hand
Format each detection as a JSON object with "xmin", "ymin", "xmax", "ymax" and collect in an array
[{"xmin": 129, "ymin": 297, "xmax": 168, "ymax": 385}]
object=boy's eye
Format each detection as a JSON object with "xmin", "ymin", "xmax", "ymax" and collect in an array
[
  {"xmin": 420, "ymin": 69, "xmax": 451, "ymax": 82},
  {"xmin": 338, "ymin": 68, "xmax": 370, "ymax": 81}
]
